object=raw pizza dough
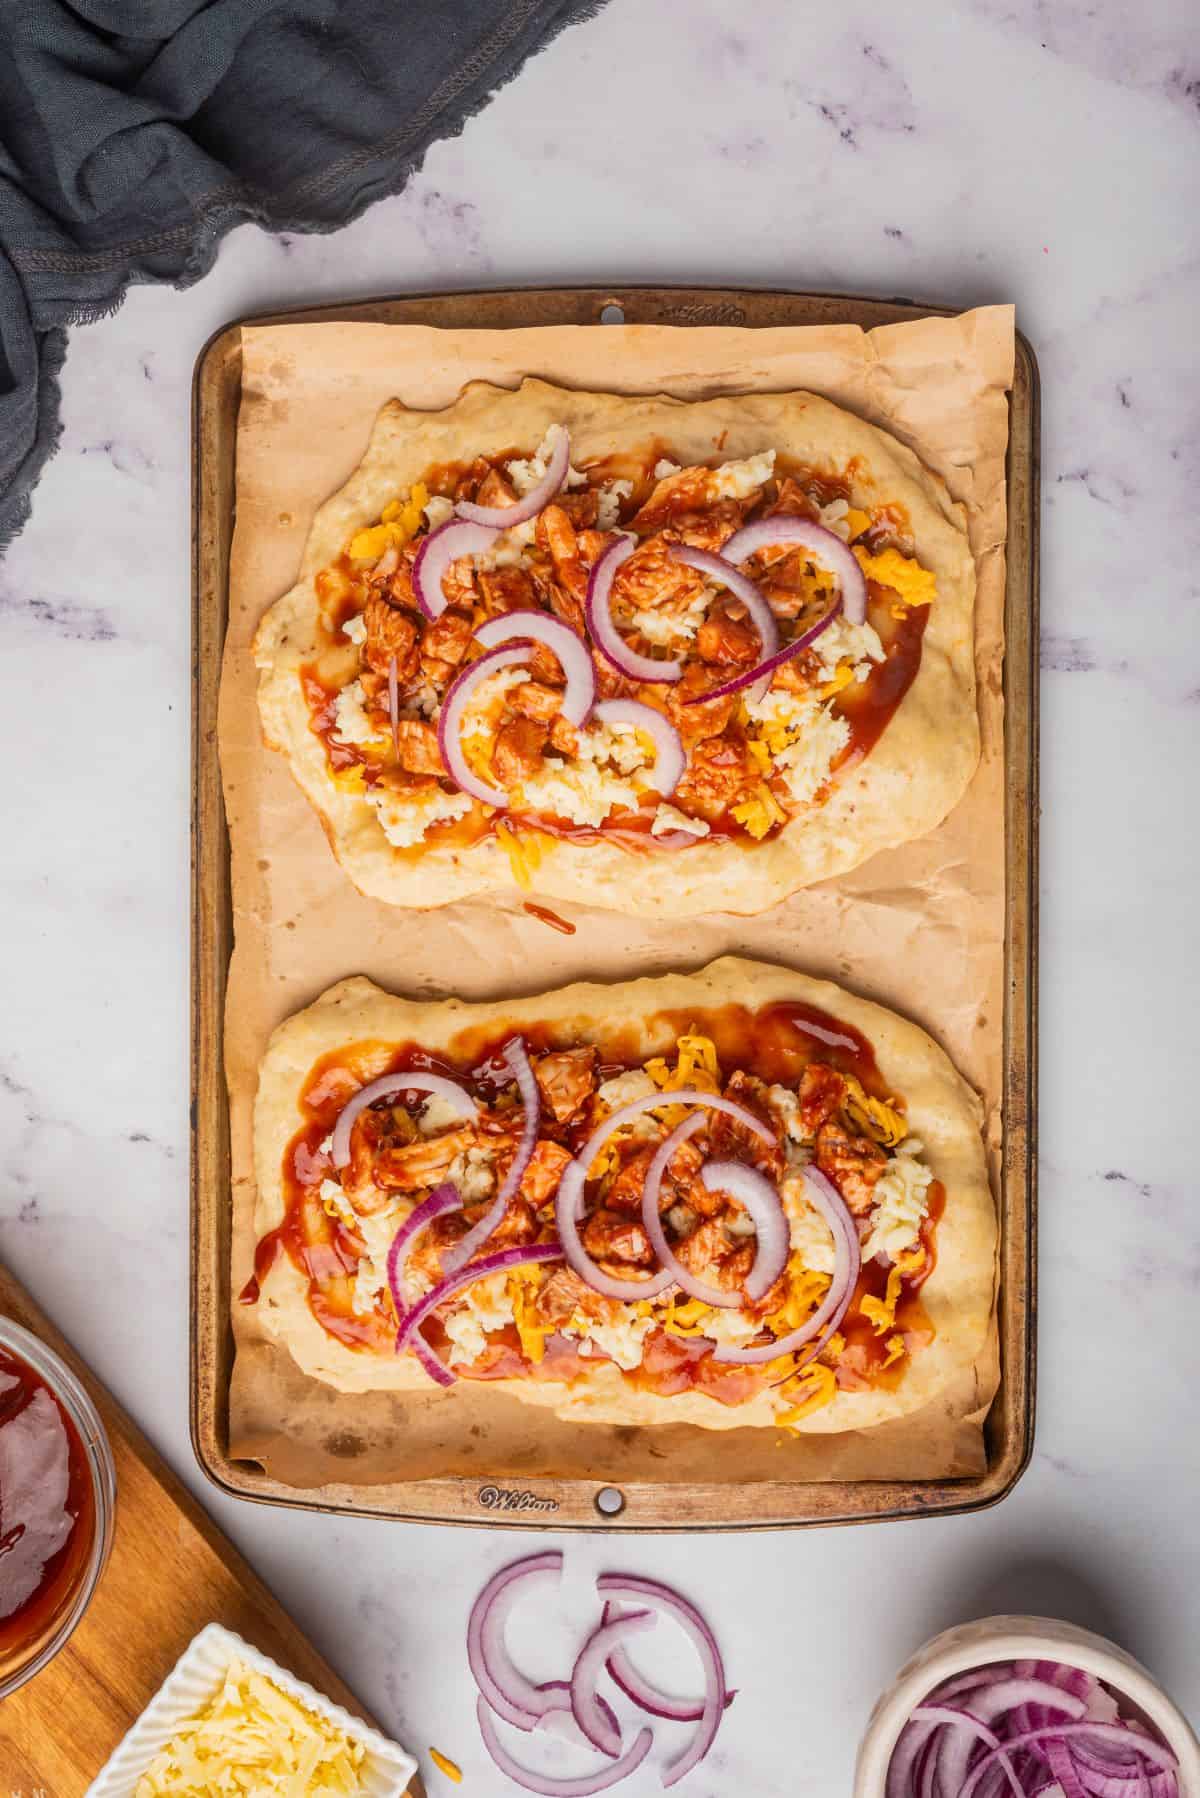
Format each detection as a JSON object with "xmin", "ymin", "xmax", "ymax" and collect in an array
[
  {"xmin": 252, "ymin": 958, "xmax": 995, "ymax": 1433},
  {"xmin": 253, "ymin": 380, "xmax": 978, "ymax": 916}
]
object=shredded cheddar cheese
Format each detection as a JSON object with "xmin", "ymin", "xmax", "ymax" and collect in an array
[
  {"xmin": 841, "ymin": 1074, "xmax": 908, "ymax": 1148},
  {"xmin": 776, "ymin": 1361, "xmax": 838, "ymax": 1428},
  {"xmin": 495, "ymin": 823, "xmax": 551, "ymax": 891},
  {"xmin": 331, "ymin": 765, "xmax": 368, "ymax": 796},
  {"xmin": 661, "ymin": 1295, "xmax": 718, "ymax": 1338},
  {"xmin": 429, "ymin": 1747, "xmax": 463, "ymax": 1783},
  {"xmin": 842, "ymin": 506, "xmax": 872, "ymax": 540},
  {"xmin": 861, "ymin": 1264, "xmax": 904, "ymax": 1334},
  {"xmin": 882, "ymin": 1333, "xmax": 907, "ymax": 1369},
  {"xmin": 645, "ymin": 1035, "xmax": 721, "ymax": 1095},
  {"xmin": 852, "ymin": 545, "xmax": 937, "ymax": 609},
  {"xmin": 731, "ymin": 783, "xmax": 787, "ymax": 840},
  {"xmin": 509, "ymin": 1268, "xmax": 548, "ymax": 1364},
  {"xmin": 348, "ymin": 483, "xmax": 430, "ymax": 563},
  {"xmin": 763, "ymin": 1267, "xmax": 832, "ymax": 1339},
  {"xmin": 816, "ymin": 662, "xmax": 857, "ymax": 700},
  {"xmin": 133, "ymin": 1660, "xmax": 367, "ymax": 1797}
]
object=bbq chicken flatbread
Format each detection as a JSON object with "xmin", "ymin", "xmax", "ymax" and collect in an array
[
  {"xmin": 248, "ymin": 959, "xmax": 994, "ymax": 1432},
  {"xmin": 253, "ymin": 380, "xmax": 978, "ymax": 915}
]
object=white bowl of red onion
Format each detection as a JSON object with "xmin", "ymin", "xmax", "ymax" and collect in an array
[{"xmin": 854, "ymin": 1615, "xmax": 1200, "ymax": 1798}]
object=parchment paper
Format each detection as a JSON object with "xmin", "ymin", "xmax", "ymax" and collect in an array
[{"xmin": 219, "ymin": 305, "xmax": 1014, "ymax": 1493}]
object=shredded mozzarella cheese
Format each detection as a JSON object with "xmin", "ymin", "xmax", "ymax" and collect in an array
[
  {"xmin": 861, "ymin": 1141, "xmax": 935, "ymax": 1262},
  {"xmin": 368, "ymin": 785, "xmax": 472, "ymax": 847}
]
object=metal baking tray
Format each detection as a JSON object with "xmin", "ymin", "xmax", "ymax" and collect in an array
[{"xmin": 191, "ymin": 286, "xmax": 1038, "ymax": 1529}]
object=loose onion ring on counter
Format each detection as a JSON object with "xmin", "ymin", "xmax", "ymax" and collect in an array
[{"xmin": 468, "ymin": 1553, "xmax": 733, "ymax": 1795}]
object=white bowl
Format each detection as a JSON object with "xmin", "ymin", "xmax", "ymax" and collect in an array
[
  {"xmin": 85, "ymin": 1621, "xmax": 417, "ymax": 1797},
  {"xmin": 854, "ymin": 1614, "xmax": 1200, "ymax": 1797}
]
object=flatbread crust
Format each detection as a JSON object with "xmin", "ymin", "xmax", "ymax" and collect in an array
[
  {"xmin": 253, "ymin": 957, "xmax": 995, "ymax": 1433},
  {"xmin": 253, "ymin": 380, "xmax": 978, "ymax": 916}
]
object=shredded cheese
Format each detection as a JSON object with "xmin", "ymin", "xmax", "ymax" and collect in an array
[
  {"xmin": 841, "ymin": 1073, "xmax": 908, "ymax": 1148},
  {"xmin": 852, "ymin": 544, "xmax": 937, "ymax": 608},
  {"xmin": 429, "ymin": 1747, "xmax": 463, "ymax": 1783},
  {"xmin": 495, "ymin": 822, "xmax": 551, "ymax": 890},
  {"xmin": 347, "ymin": 483, "xmax": 429, "ymax": 562},
  {"xmin": 731, "ymin": 783, "xmax": 787, "ymax": 840},
  {"xmin": 133, "ymin": 1660, "xmax": 367, "ymax": 1797},
  {"xmin": 860, "ymin": 1264, "xmax": 904, "ymax": 1334},
  {"xmin": 775, "ymin": 1361, "xmax": 838, "ymax": 1428}
]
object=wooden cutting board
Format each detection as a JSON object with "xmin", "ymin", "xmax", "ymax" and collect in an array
[{"xmin": 0, "ymin": 1263, "xmax": 418, "ymax": 1797}]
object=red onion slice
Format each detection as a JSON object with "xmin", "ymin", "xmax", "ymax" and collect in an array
[
  {"xmin": 330, "ymin": 1071, "xmax": 476, "ymax": 1170},
  {"xmin": 385, "ymin": 1182, "xmax": 463, "ymax": 1329},
  {"xmin": 639, "ymin": 1115, "xmax": 739, "ymax": 1310},
  {"xmin": 440, "ymin": 1037, "xmax": 539, "ymax": 1276},
  {"xmin": 437, "ymin": 644, "xmax": 531, "ymax": 807},
  {"xmin": 410, "ymin": 1331, "xmax": 456, "ymax": 1389},
  {"xmin": 683, "ymin": 593, "xmax": 843, "ymax": 706},
  {"xmin": 1045, "ymin": 1740, "xmax": 1092, "ymax": 1798},
  {"xmin": 387, "ymin": 653, "xmax": 400, "ymax": 755},
  {"xmin": 601, "ymin": 1600, "xmax": 736, "ymax": 1724},
  {"xmin": 456, "ymin": 428, "xmax": 571, "ymax": 528},
  {"xmin": 394, "ymin": 1242, "xmax": 564, "ymax": 1378},
  {"xmin": 585, "ymin": 538, "xmax": 684, "ymax": 685},
  {"xmin": 536, "ymin": 1683, "xmax": 621, "ymax": 1757},
  {"xmin": 412, "ymin": 518, "xmax": 501, "ymax": 619},
  {"xmin": 698, "ymin": 1160, "xmax": 789, "ymax": 1302},
  {"xmin": 712, "ymin": 1165, "xmax": 858, "ymax": 1365},
  {"xmin": 477, "ymin": 1697, "xmax": 653, "ymax": 1796},
  {"xmin": 721, "ymin": 513, "xmax": 868, "ymax": 625},
  {"xmin": 569, "ymin": 1611, "xmax": 654, "ymax": 1757},
  {"xmin": 910, "ymin": 1706, "xmax": 1023, "ymax": 1798},
  {"xmin": 886, "ymin": 1721, "xmax": 938, "ymax": 1798},
  {"xmin": 594, "ymin": 1573, "xmax": 726, "ymax": 1789},
  {"xmin": 475, "ymin": 611, "xmax": 596, "ymax": 727},
  {"xmin": 668, "ymin": 544, "xmax": 779, "ymax": 703},
  {"xmin": 468, "ymin": 1551, "xmax": 564, "ymax": 1730},
  {"xmin": 557, "ymin": 1088, "xmax": 775, "ymax": 1304},
  {"xmin": 944, "ymin": 1681, "xmax": 1087, "ymax": 1792},
  {"xmin": 960, "ymin": 1728, "xmax": 1179, "ymax": 1798},
  {"xmin": 591, "ymin": 698, "xmax": 685, "ymax": 797}
]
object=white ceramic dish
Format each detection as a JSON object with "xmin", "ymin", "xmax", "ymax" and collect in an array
[
  {"xmin": 84, "ymin": 1621, "xmax": 417, "ymax": 1797},
  {"xmin": 855, "ymin": 1614, "xmax": 1200, "ymax": 1797}
]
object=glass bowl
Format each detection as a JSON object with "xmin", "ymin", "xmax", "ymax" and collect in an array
[{"xmin": 0, "ymin": 1316, "xmax": 117, "ymax": 1697}]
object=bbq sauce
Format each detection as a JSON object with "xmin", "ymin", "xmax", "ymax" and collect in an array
[{"xmin": 0, "ymin": 1343, "xmax": 96, "ymax": 1675}]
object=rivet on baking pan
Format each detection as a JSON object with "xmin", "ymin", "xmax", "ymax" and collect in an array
[
  {"xmin": 599, "ymin": 302, "xmax": 625, "ymax": 325},
  {"xmin": 595, "ymin": 1486, "xmax": 625, "ymax": 1517}
]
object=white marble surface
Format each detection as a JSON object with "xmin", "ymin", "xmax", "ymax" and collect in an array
[{"xmin": 2, "ymin": 0, "xmax": 1199, "ymax": 1790}]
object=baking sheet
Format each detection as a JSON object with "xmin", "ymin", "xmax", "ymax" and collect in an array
[{"xmin": 216, "ymin": 304, "xmax": 1013, "ymax": 1500}]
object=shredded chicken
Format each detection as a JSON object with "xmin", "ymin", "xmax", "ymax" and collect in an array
[
  {"xmin": 697, "ymin": 602, "xmax": 761, "ymax": 667},
  {"xmin": 519, "ymin": 1139, "xmax": 573, "ymax": 1206},
  {"xmin": 798, "ymin": 1062, "xmax": 847, "ymax": 1136},
  {"xmin": 391, "ymin": 720, "xmax": 444, "ymax": 776},
  {"xmin": 814, "ymin": 1119, "xmax": 887, "ymax": 1213},
  {"xmin": 362, "ymin": 596, "xmax": 420, "ymax": 681},
  {"xmin": 709, "ymin": 1071, "xmax": 786, "ymax": 1177},
  {"xmin": 534, "ymin": 1047, "xmax": 597, "ymax": 1124},
  {"xmin": 493, "ymin": 716, "xmax": 548, "ymax": 786},
  {"xmin": 374, "ymin": 1125, "xmax": 478, "ymax": 1192},
  {"xmin": 673, "ymin": 733, "xmax": 758, "ymax": 822},
  {"xmin": 419, "ymin": 606, "xmax": 474, "ymax": 674},
  {"xmin": 581, "ymin": 1209, "xmax": 653, "ymax": 1268}
]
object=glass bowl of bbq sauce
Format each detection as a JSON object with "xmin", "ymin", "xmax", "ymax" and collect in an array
[{"xmin": 0, "ymin": 1318, "xmax": 116, "ymax": 1696}]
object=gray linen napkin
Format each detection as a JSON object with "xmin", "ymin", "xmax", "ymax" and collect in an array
[{"xmin": 0, "ymin": 0, "xmax": 610, "ymax": 549}]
